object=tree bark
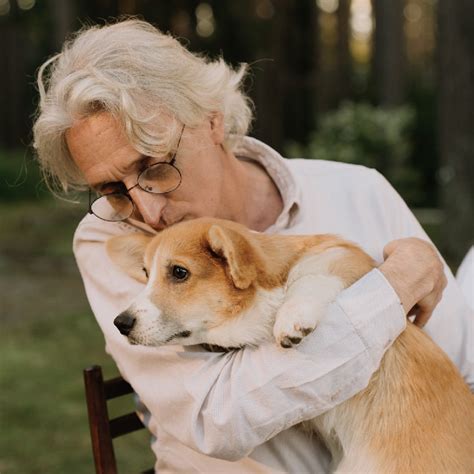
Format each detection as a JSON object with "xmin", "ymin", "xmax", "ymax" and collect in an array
[
  {"xmin": 0, "ymin": 2, "xmax": 25, "ymax": 148},
  {"xmin": 47, "ymin": 0, "xmax": 76, "ymax": 49},
  {"xmin": 372, "ymin": 0, "xmax": 406, "ymax": 105},
  {"xmin": 336, "ymin": 0, "xmax": 352, "ymax": 103},
  {"xmin": 260, "ymin": 0, "xmax": 318, "ymax": 151},
  {"xmin": 438, "ymin": 0, "xmax": 474, "ymax": 266}
]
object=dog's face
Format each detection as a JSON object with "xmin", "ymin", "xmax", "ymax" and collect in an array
[{"xmin": 107, "ymin": 218, "xmax": 269, "ymax": 347}]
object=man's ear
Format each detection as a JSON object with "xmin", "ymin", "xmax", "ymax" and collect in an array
[
  {"xmin": 207, "ymin": 224, "xmax": 257, "ymax": 290},
  {"xmin": 106, "ymin": 233, "xmax": 153, "ymax": 283},
  {"xmin": 209, "ymin": 112, "xmax": 225, "ymax": 144}
]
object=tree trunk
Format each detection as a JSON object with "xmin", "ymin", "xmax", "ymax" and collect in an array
[
  {"xmin": 438, "ymin": 0, "xmax": 474, "ymax": 267},
  {"xmin": 262, "ymin": 0, "xmax": 318, "ymax": 152},
  {"xmin": 47, "ymin": 0, "xmax": 76, "ymax": 50},
  {"xmin": 0, "ymin": 2, "xmax": 25, "ymax": 148},
  {"xmin": 336, "ymin": 0, "xmax": 352, "ymax": 103},
  {"xmin": 372, "ymin": 0, "xmax": 406, "ymax": 105}
]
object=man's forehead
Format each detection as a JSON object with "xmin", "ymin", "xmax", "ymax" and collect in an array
[
  {"xmin": 66, "ymin": 112, "xmax": 138, "ymax": 185},
  {"xmin": 66, "ymin": 112, "xmax": 126, "ymax": 145},
  {"xmin": 66, "ymin": 110, "xmax": 182, "ymax": 189}
]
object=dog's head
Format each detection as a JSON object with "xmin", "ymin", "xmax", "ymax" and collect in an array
[{"xmin": 106, "ymin": 218, "xmax": 281, "ymax": 348}]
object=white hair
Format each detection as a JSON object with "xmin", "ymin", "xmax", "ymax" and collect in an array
[{"xmin": 33, "ymin": 19, "xmax": 254, "ymax": 193}]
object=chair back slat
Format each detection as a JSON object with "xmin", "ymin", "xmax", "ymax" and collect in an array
[
  {"xmin": 104, "ymin": 376, "xmax": 134, "ymax": 400},
  {"xmin": 83, "ymin": 365, "xmax": 118, "ymax": 474},
  {"xmin": 83, "ymin": 365, "xmax": 153, "ymax": 473},
  {"xmin": 110, "ymin": 412, "xmax": 145, "ymax": 438}
]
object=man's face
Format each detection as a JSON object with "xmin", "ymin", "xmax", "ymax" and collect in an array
[{"xmin": 66, "ymin": 112, "xmax": 228, "ymax": 230}]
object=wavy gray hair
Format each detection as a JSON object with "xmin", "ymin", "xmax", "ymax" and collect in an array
[{"xmin": 33, "ymin": 19, "xmax": 253, "ymax": 193}]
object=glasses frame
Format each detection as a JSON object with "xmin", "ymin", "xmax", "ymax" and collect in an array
[{"xmin": 88, "ymin": 124, "xmax": 185, "ymax": 222}]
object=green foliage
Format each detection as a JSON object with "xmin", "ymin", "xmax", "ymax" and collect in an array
[
  {"xmin": 0, "ymin": 149, "xmax": 49, "ymax": 202},
  {"xmin": 286, "ymin": 102, "xmax": 422, "ymax": 206}
]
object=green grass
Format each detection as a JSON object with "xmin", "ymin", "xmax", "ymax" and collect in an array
[
  {"xmin": 0, "ymin": 149, "xmax": 49, "ymax": 202},
  {"xmin": 0, "ymin": 198, "xmax": 154, "ymax": 473},
  {"xmin": 0, "ymin": 311, "xmax": 154, "ymax": 474}
]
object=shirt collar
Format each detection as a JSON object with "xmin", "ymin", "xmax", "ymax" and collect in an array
[
  {"xmin": 126, "ymin": 136, "xmax": 301, "ymax": 234},
  {"xmin": 232, "ymin": 136, "xmax": 301, "ymax": 233}
]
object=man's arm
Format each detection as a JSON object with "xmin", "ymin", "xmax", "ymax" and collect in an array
[{"xmin": 74, "ymin": 216, "xmax": 406, "ymax": 461}]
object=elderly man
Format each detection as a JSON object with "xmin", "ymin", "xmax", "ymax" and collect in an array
[{"xmin": 33, "ymin": 20, "xmax": 472, "ymax": 473}]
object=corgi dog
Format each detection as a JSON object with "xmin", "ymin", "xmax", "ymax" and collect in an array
[{"xmin": 106, "ymin": 217, "xmax": 474, "ymax": 473}]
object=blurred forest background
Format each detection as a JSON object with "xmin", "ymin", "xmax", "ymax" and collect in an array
[{"xmin": 0, "ymin": 1, "xmax": 472, "ymax": 473}]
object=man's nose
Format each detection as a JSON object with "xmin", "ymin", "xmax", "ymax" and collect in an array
[
  {"xmin": 128, "ymin": 186, "xmax": 167, "ymax": 228},
  {"xmin": 114, "ymin": 311, "xmax": 136, "ymax": 336}
]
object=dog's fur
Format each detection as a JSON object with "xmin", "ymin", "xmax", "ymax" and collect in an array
[{"xmin": 107, "ymin": 217, "xmax": 474, "ymax": 473}]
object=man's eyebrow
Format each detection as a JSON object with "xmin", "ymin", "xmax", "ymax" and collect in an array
[
  {"xmin": 91, "ymin": 180, "xmax": 120, "ymax": 191},
  {"xmin": 90, "ymin": 154, "xmax": 150, "ymax": 190}
]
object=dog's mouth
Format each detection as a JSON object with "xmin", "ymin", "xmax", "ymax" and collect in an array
[
  {"xmin": 127, "ymin": 330, "xmax": 192, "ymax": 347},
  {"xmin": 127, "ymin": 330, "xmax": 191, "ymax": 346},
  {"xmin": 164, "ymin": 330, "xmax": 192, "ymax": 343}
]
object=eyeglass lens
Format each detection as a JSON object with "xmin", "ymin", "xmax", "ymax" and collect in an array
[
  {"xmin": 138, "ymin": 162, "xmax": 181, "ymax": 193},
  {"xmin": 90, "ymin": 193, "xmax": 134, "ymax": 222},
  {"xmin": 90, "ymin": 163, "xmax": 181, "ymax": 221}
]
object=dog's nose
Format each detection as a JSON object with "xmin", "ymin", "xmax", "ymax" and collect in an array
[{"xmin": 114, "ymin": 311, "xmax": 136, "ymax": 336}]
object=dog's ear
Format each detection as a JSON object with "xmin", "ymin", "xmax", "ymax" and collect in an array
[
  {"xmin": 106, "ymin": 233, "xmax": 153, "ymax": 283},
  {"xmin": 207, "ymin": 224, "xmax": 258, "ymax": 290}
]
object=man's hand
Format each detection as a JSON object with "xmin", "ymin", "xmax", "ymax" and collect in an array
[{"xmin": 379, "ymin": 238, "xmax": 448, "ymax": 327}]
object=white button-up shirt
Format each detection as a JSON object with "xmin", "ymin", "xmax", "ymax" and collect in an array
[{"xmin": 74, "ymin": 137, "xmax": 473, "ymax": 473}]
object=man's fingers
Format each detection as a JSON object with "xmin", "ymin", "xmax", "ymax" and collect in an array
[
  {"xmin": 411, "ymin": 284, "xmax": 443, "ymax": 327},
  {"xmin": 413, "ymin": 308, "xmax": 432, "ymax": 328},
  {"xmin": 441, "ymin": 272, "xmax": 448, "ymax": 292},
  {"xmin": 381, "ymin": 238, "xmax": 446, "ymax": 326},
  {"xmin": 382, "ymin": 240, "xmax": 398, "ymax": 260}
]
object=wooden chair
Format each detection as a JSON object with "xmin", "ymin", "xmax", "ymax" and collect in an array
[{"xmin": 83, "ymin": 365, "xmax": 154, "ymax": 474}]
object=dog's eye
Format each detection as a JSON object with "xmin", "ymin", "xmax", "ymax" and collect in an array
[
  {"xmin": 142, "ymin": 267, "xmax": 149, "ymax": 279},
  {"xmin": 171, "ymin": 265, "xmax": 189, "ymax": 281}
]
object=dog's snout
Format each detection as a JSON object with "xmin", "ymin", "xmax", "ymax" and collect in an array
[{"xmin": 114, "ymin": 311, "xmax": 136, "ymax": 336}]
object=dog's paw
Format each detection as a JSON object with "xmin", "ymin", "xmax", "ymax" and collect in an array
[
  {"xmin": 274, "ymin": 323, "xmax": 315, "ymax": 348},
  {"xmin": 273, "ymin": 303, "xmax": 318, "ymax": 348}
]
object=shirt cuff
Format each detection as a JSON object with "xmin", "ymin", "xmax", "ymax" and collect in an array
[{"xmin": 337, "ymin": 268, "xmax": 406, "ymax": 369}]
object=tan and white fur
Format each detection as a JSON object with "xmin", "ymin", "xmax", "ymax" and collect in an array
[{"xmin": 107, "ymin": 217, "xmax": 474, "ymax": 473}]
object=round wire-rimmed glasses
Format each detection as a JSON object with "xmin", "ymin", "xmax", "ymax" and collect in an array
[{"xmin": 88, "ymin": 125, "xmax": 185, "ymax": 222}]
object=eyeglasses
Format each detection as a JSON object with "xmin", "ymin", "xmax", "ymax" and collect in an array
[{"xmin": 88, "ymin": 125, "xmax": 185, "ymax": 222}]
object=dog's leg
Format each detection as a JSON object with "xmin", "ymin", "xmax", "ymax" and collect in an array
[{"xmin": 273, "ymin": 249, "xmax": 346, "ymax": 348}]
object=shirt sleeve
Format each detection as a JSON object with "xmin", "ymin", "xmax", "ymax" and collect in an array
[
  {"xmin": 73, "ymin": 216, "xmax": 405, "ymax": 461},
  {"xmin": 370, "ymin": 170, "xmax": 474, "ymax": 391}
]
